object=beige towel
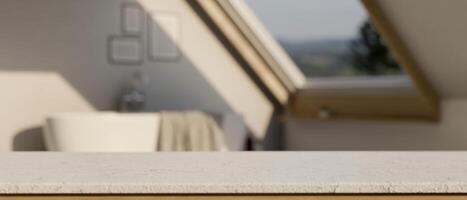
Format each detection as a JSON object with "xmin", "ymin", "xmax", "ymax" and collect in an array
[{"xmin": 158, "ymin": 111, "xmax": 227, "ymax": 151}]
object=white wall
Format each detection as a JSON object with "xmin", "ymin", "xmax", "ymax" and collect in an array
[
  {"xmin": 0, "ymin": 0, "xmax": 274, "ymax": 151},
  {"xmin": 376, "ymin": 0, "xmax": 467, "ymax": 98},
  {"xmin": 285, "ymin": 0, "xmax": 467, "ymax": 150},
  {"xmin": 287, "ymin": 99, "xmax": 467, "ymax": 150}
]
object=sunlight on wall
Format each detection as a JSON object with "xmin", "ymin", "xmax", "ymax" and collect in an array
[
  {"xmin": 0, "ymin": 72, "xmax": 94, "ymax": 150},
  {"xmin": 137, "ymin": 0, "xmax": 275, "ymax": 139}
]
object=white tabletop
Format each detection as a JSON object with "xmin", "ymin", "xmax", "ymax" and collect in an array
[{"xmin": 1, "ymin": 152, "xmax": 467, "ymax": 194}]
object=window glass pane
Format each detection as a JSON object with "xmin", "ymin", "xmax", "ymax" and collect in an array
[{"xmin": 245, "ymin": 0, "xmax": 404, "ymax": 78}]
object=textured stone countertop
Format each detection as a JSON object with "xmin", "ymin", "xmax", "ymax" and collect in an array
[{"xmin": 1, "ymin": 152, "xmax": 467, "ymax": 194}]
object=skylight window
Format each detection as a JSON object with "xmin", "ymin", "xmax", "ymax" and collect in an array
[
  {"xmin": 197, "ymin": 0, "xmax": 438, "ymax": 120},
  {"xmin": 245, "ymin": 0, "xmax": 404, "ymax": 78}
]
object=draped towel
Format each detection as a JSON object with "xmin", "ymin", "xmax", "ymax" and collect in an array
[{"xmin": 158, "ymin": 111, "xmax": 227, "ymax": 151}]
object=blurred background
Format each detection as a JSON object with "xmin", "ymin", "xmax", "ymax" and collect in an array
[{"xmin": 0, "ymin": 0, "xmax": 465, "ymax": 152}]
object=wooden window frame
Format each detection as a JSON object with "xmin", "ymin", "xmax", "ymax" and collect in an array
[{"xmin": 191, "ymin": 0, "xmax": 439, "ymax": 121}]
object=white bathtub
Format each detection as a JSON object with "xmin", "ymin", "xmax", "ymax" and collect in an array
[{"xmin": 44, "ymin": 112, "xmax": 160, "ymax": 152}]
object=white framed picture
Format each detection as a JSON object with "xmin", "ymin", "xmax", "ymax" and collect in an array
[
  {"xmin": 107, "ymin": 35, "xmax": 143, "ymax": 65},
  {"xmin": 148, "ymin": 12, "xmax": 180, "ymax": 61},
  {"xmin": 121, "ymin": 3, "xmax": 145, "ymax": 36}
]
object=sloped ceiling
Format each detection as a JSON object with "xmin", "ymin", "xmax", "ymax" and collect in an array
[{"xmin": 377, "ymin": 0, "xmax": 467, "ymax": 99}]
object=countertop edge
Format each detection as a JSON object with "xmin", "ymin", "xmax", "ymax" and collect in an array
[{"xmin": 2, "ymin": 183, "xmax": 467, "ymax": 194}]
